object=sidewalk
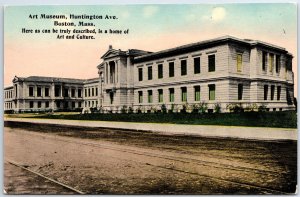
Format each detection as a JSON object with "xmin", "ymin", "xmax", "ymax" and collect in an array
[{"xmin": 4, "ymin": 117, "xmax": 297, "ymax": 141}]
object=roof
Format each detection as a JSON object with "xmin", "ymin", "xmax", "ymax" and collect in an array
[
  {"xmin": 4, "ymin": 86, "xmax": 13, "ymax": 90},
  {"xmin": 13, "ymin": 76, "xmax": 99, "ymax": 84},
  {"xmin": 134, "ymin": 35, "xmax": 289, "ymax": 63}
]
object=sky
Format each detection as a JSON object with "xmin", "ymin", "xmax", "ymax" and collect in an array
[{"xmin": 4, "ymin": 4, "xmax": 297, "ymax": 94}]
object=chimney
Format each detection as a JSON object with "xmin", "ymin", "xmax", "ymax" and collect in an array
[{"xmin": 109, "ymin": 45, "xmax": 112, "ymax": 50}]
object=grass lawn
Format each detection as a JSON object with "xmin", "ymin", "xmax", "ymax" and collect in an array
[{"xmin": 5, "ymin": 111, "xmax": 297, "ymax": 128}]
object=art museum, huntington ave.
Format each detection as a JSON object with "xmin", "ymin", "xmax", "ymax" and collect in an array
[{"xmin": 4, "ymin": 36, "xmax": 295, "ymax": 113}]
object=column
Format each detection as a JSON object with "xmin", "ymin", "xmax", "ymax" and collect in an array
[{"xmin": 115, "ymin": 60, "xmax": 118, "ymax": 83}]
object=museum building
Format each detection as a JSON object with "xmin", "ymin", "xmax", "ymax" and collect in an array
[{"xmin": 4, "ymin": 36, "xmax": 295, "ymax": 113}]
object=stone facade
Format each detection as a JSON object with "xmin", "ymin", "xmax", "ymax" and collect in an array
[{"xmin": 4, "ymin": 36, "xmax": 295, "ymax": 113}]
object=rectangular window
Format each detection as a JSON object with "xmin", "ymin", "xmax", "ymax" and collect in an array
[
  {"xmin": 38, "ymin": 101, "xmax": 41, "ymax": 108},
  {"xmin": 181, "ymin": 87, "xmax": 187, "ymax": 102},
  {"xmin": 169, "ymin": 88, "xmax": 174, "ymax": 102},
  {"xmin": 138, "ymin": 68, "xmax": 143, "ymax": 81},
  {"xmin": 37, "ymin": 87, "xmax": 42, "ymax": 97},
  {"xmin": 181, "ymin": 60, "xmax": 187, "ymax": 76},
  {"xmin": 72, "ymin": 101, "xmax": 75, "ymax": 108},
  {"xmin": 45, "ymin": 101, "xmax": 49, "ymax": 108},
  {"xmin": 88, "ymin": 88, "xmax": 91, "ymax": 97},
  {"xmin": 264, "ymin": 85, "xmax": 268, "ymax": 100},
  {"xmin": 169, "ymin": 62, "xmax": 174, "ymax": 77},
  {"xmin": 78, "ymin": 102, "xmax": 82, "ymax": 108},
  {"xmin": 29, "ymin": 87, "xmax": 34, "ymax": 97},
  {"xmin": 55, "ymin": 86, "xmax": 61, "ymax": 97},
  {"xmin": 194, "ymin": 57, "xmax": 201, "ymax": 74},
  {"xmin": 84, "ymin": 89, "xmax": 87, "ymax": 97},
  {"xmin": 92, "ymin": 88, "xmax": 94, "ymax": 97},
  {"xmin": 138, "ymin": 91, "xmax": 143, "ymax": 103},
  {"xmin": 71, "ymin": 88, "xmax": 75, "ymax": 97},
  {"xmin": 262, "ymin": 51, "xmax": 267, "ymax": 71},
  {"xmin": 148, "ymin": 66, "xmax": 152, "ymax": 80},
  {"xmin": 64, "ymin": 88, "xmax": 69, "ymax": 97},
  {"xmin": 238, "ymin": 84, "xmax": 243, "ymax": 100},
  {"xmin": 271, "ymin": 85, "xmax": 275, "ymax": 100},
  {"xmin": 237, "ymin": 54, "xmax": 242, "ymax": 72},
  {"xmin": 30, "ymin": 101, "xmax": 34, "ymax": 108},
  {"xmin": 194, "ymin": 86, "xmax": 200, "ymax": 101},
  {"xmin": 148, "ymin": 90, "xmax": 153, "ymax": 103},
  {"xmin": 277, "ymin": 86, "xmax": 281, "ymax": 100},
  {"xmin": 95, "ymin": 88, "xmax": 98, "ymax": 96},
  {"xmin": 208, "ymin": 55, "xmax": 215, "ymax": 72},
  {"xmin": 269, "ymin": 53, "xmax": 274, "ymax": 73},
  {"xmin": 158, "ymin": 89, "xmax": 163, "ymax": 103},
  {"xmin": 78, "ymin": 89, "xmax": 82, "ymax": 97},
  {"xmin": 209, "ymin": 84, "xmax": 216, "ymax": 100},
  {"xmin": 276, "ymin": 55, "xmax": 280, "ymax": 73},
  {"xmin": 158, "ymin": 64, "xmax": 163, "ymax": 79},
  {"xmin": 45, "ymin": 87, "xmax": 49, "ymax": 97}
]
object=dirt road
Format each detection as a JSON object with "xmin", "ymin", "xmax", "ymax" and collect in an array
[{"xmin": 4, "ymin": 122, "xmax": 297, "ymax": 194}]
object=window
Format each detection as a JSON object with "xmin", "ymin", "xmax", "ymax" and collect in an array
[
  {"xmin": 271, "ymin": 85, "xmax": 275, "ymax": 100},
  {"xmin": 88, "ymin": 88, "xmax": 91, "ymax": 97},
  {"xmin": 148, "ymin": 66, "xmax": 152, "ymax": 80},
  {"xmin": 158, "ymin": 89, "xmax": 163, "ymax": 103},
  {"xmin": 237, "ymin": 54, "xmax": 242, "ymax": 72},
  {"xmin": 158, "ymin": 64, "xmax": 163, "ymax": 79},
  {"xmin": 78, "ymin": 102, "xmax": 82, "ymax": 108},
  {"xmin": 45, "ymin": 87, "xmax": 49, "ymax": 97},
  {"xmin": 194, "ymin": 57, "xmax": 200, "ymax": 74},
  {"xmin": 72, "ymin": 102, "xmax": 75, "ymax": 108},
  {"xmin": 64, "ymin": 88, "xmax": 69, "ymax": 97},
  {"xmin": 209, "ymin": 84, "xmax": 215, "ymax": 100},
  {"xmin": 78, "ymin": 89, "xmax": 82, "ymax": 97},
  {"xmin": 264, "ymin": 85, "xmax": 268, "ymax": 100},
  {"xmin": 138, "ymin": 68, "xmax": 143, "ymax": 81},
  {"xmin": 277, "ymin": 86, "xmax": 281, "ymax": 100},
  {"xmin": 92, "ymin": 88, "xmax": 94, "ymax": 97},
  {"xmin": 29, "ymin": 87, "xmax": 34, "ymax": 97},
  {"xmin": 169, "ymin": 62, "xmax": 174, "ymax": 77},
  {"xmin": 269, "ymin": 53, "xmax": 274, "ymax": 73},
  {"xmin": 208, "ymin": 55, "xmax": 215, "ymax": 72},
  {"xmin": 30, "ymin": 101, "xmax": 34, "ymax": 108},
  {"xmin": 181, "ymin": 60, "xmax": 187, "ymax": 76},
  {"xmin": 56, "ymin": 101, "xmax": 60, "ymax": 108},
  {"xmin": 110, "ymin": 92, "xmax": 114, "ymax": 104},
  {"xmin": 37, "ymin": 87, "xmax": 42, "ymax": 97},
  {"xmin": 238, "ymin": 84, "xmax": 243, "ymax": 100},
  {"xmin": 138, "ymin": 91, "xmax": 143, "ymax": 103},
  {"xmin": 71, "ymin": 88, "xmax": 75, "ymax": 97},
  {"xmin": 38, "ymin": 101, "xmax": 41, "ymax": 108},
  {"xmin": 276, "ymin": 55, "xmax": 280, "ymax": 73},
  {"xmin": 194, "ymin": 86, "xmax": 200, "ymax": 101},
  {"xmin": 45, "ymin": 101, "xmax": 49, "ymax": 108},
  {"xmin": 169, "ymin": 88, "xmax": 174, "ymax": 102},
  {"xmin": 262, "ymin": 51, "xmax": 267, "ymax": 71},
  {"xmin": 181, "ymin": 87, "xmax": 187, "ymax": 102},
  {"xmin": 15, "ymin": 84, "xmax": 18, "ymax": 98},
  {"xmin": 85, "ymin": 89, "xmax": 87, "ymax": 97},
  {"xmin": 148, "ymin": 90, "xmax": 153, "ymax": 103},
  {"xmin": 95, "ymin": 88, "xmax": 98, "ymax": 96}
]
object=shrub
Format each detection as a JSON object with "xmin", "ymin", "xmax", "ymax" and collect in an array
[
  {"xmin": 227, "ymin": 103, "xmax": 243, "ymax": 113},
  {"xmin": 191, "ymin": 104, "xmax": 199, "ymax": 113},
  {"xmin": 121, "ymin": 105, "xmax": 127, "ymax": 113},
  {"xmin": 181, "ymin": 104, "xmax": 187, "ymax": 113},
  {"xmin": 199, "ymin": 102, "xmax": 208, "ymax": 113},
  {"xmin": 258, "ymin": 104, "xmax": 267, "ymax": 112},
  {"xmin": 244, "ymin": 103, "xmax": 258, "ymax": 112},
  {"xmin": 214, "ymin": 103, "xmax": 221, "ymax": 113},
  {"xmin": 161, "ymin": 104, "xmax": 167, "ymax": 113}
]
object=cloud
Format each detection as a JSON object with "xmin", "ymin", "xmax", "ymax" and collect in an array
[
  {"xmin": 211, "ymin": 7, "xmax": 226, "ymax": 21},
  {"xmin": 143, "ymin": 6, "xmax": 158, "ymax": 18}
]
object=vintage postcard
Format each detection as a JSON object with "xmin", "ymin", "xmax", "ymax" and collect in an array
[{"xmin": 3, "ymin": 3, "xmax": 297, "ymax": 195}]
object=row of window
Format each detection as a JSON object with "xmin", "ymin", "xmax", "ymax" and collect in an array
[
  {"xmin": 138, "ymin": 84, "xmax": 216, "ymax": 104},
  {"xmin": 262, "ymin": 52, "xmax": 281, "ymax": 73},
  {"xmin": 138, "ymin": 55, "xmax": 216, "ymax": 81},
  {"xmin": 29, "ymin": 101, "xmax": 83, "ymax": 108},
  {"xmin": 29, "ymin": 86, "xmax": 83, "ymax": 98},
  {"xmin": 4, "ymin": 91, "xmax": 13, "ymax": 99},
  {"xmin": 85, "ymin": 100, "xmax": 98, "ymax": 107},
  {"xmin": 4, "ymin": 102, "xmax": 13, "ymax": 109},
  {"xmin": 263, "ymin": 85, "xmax": 282, "ymax": 101},
  {"xmin": 84, "ymin": 87, "xmax": 98, "ymax": 97}
]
